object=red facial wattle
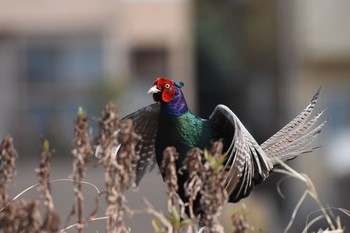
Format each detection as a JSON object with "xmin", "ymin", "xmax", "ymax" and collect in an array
[
  {"xmin": 154, "ymin": 78, "xmax": 176, "ymax": 103},
  {"xmin": 161, "ymin": 86, "xmax": 175, "ymax": 102}
]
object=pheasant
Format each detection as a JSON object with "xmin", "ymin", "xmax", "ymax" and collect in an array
[{"xmin": 121, "ymin": 77, "xmax": 325, "ymax": 204}]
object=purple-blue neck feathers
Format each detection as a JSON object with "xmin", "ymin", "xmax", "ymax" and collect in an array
[{"xmin": 161, "ymin": 88, "xmax": 188, "ymax": 116}]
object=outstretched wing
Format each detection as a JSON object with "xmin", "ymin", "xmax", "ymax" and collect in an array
[
  {"xmin": 121, "ymin": 103, "xmax": 160, "ymax": 184},
  {"xmin": 209, "ymin": 105, "xmax": 273, "ymax": 202}
]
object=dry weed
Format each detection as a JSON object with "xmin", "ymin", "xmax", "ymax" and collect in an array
[
  {"xmin": 0, "ymin": 136, "xmax": 17, "ymax": 206},
  {"xmin": 36, "ymin": 139, "xmax": 60, "ymax": 232},
  {"xmin": 71, "ymin": 107, "xmax": 93, "ymax": 232},
  {"xmin": 94, "ymin": 102, "xmax": 140, "ymax": 233},
  {"xmin": 275, "ymin": 158, "xmax": 346, "ymax": 233}
]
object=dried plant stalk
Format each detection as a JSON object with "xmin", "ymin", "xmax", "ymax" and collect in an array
[
  {"xmin": 115, "ymin": 118, "xmax": 141, "ymax": 231},
  {"xmin": 231, "ymin": 205, "xmax": 253, "ymax": 233},
  {"xmin": 117, "ymin": 119, "xmax": 141, "ymax": 190},
  {"xmin": 199, "ymin": 141, "xmax": 228, "ymax": 233},
  {"xmin": 36, "ymin": 139, "xmax": 60, "ymax": 232},
  {"xmin": 274, "ymin": 159, "xmax": 345, "ymax": 233},
  {"xmin": 0, "ymin": 136, "xmax": 17, "ymax": 207},
  {"xmin": 157, "ymin": 142, "xmax": 229, "ymax": 233},
  {"xmin": 182, "ymin": 148, "xmax": 203, "ymax": 219},
  {"xmin": 94, "ymin": 102, "xmax": 120, "ymax": 163},
  {"xmin": 95, "ymin": 102, "xmax": 120, "ymax": 233},
  {"xmin": 95, "ymin": 102, "xmax": 140, "ymax": 233},
  {"xmin": 161, "ymin": 147, "xmax": 179, "ymax": 213},
  {"xmin": 71, "ymin": 107, "xmax": 92, "ymax": 232},
  {"xmin": 156, "ymin": 147, "xmax": 207, "ymax": 233},
  {"xmin": 0, "ymin": 199, "xmax": 41, "ymax": 233}
]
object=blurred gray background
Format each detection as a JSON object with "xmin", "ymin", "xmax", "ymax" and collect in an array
[{"xmin": 1, "ymin": 0, "xmax": 350, "ymax": 232}]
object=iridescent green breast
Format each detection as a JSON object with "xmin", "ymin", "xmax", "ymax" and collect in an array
[{"xmin": 155, "ymin": 111, "xmax": 213, "ymax": 166}]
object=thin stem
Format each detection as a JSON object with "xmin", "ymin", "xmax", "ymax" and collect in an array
[{"xmin": 0, "ymin": 179, "xmax": 101, "ymax": 213}]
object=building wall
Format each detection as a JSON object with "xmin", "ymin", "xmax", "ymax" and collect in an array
[
  {"xmin": 0, "ymin": 1, "xmax": 193, "ymax": 232},
  {"xmin": 0, "ymin": 0, "xmax": 194, "ymax": 153},
  {"xmin": 278, "ymin": 1, "xmax": 350, "ymax": 230}
]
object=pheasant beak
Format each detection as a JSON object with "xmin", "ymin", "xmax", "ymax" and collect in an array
[{"xmin": 148, "ymin": 85, "xmax": 161, "ymax": 94}]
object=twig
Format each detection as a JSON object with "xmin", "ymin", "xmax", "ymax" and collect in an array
[
  {"xmin": 283, "ymin": 190, "xmax": 308, "ymax": 233},
  {"xmin": 274, "ymin": 157, "xmax": 337, "ymax": 232},
  {"xmin": 302, "ymin": 215, "xmax": 324, "ymax": 233},
  {"xmin": 144, "ymin": 199, "xmax": 174, "ymax": 233},
  {"xmin": 0, "ymin": 179, "xmax": 100, "ymax": 213}
]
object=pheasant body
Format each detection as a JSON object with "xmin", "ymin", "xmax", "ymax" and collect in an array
[{"xmin": 119, "ymin": 77, "xmax": 325, "ymax": 206}]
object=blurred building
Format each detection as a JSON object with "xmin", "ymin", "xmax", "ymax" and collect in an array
[
  {"xmin": 195, "ymin": 0, "xmax": 350, "ymax": 231},
  {"xmin": 278, "ymin": 1, "xmax": 350, "ymax": 231},
  {"xmin": 0, "ymin": 0, "xmax": 194, "ymax": 156},
  {"xmin": 0, "ymin": 2, "xmax": 193, "ymax": 232},
  {"xmin": 280, "ymin": 0, "xmax": 350, "ymax": 175}
]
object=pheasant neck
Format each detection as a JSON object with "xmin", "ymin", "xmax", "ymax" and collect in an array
[{"xmin": 161, "ymin": 89, "xmax": 188, "ymax": 116}]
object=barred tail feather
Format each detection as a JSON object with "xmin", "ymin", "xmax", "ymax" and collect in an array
[
  {"xmin": 261, "ymin": 89, "xmax": 326, "ymax": 165},
  {"xmin": 261, "ymin": 88, "xmax": 320, "ymax": 150},
  {"xmin": 267, "ymin": 120, "xmax": 327, "ymax": 165},
  {"xmin": 265, "ymin": 111, "xmax": 325, "ymax": 155}
]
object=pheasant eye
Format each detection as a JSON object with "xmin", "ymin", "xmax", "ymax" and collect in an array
[{"xmin": 165, "ymin": 84, "xmax": 171, "ymax": 89}]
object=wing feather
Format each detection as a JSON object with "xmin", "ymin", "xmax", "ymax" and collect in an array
[
  {"xmin": 209, "ymin": 104, "xmax": 273, "ymax": 202},
  {"xmin": 121, "ymin": 103, "xmax": 160, "ymax": 184}
]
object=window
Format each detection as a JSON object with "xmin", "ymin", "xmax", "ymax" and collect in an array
[
  {"xmin": 123, "ymin": 47, "xmax": 169, "ymax": 111},
  {"xmin": 18, "ymin": 36, "xmax": 104, "ymax": 155},
  {"xmin": 26, "ymin": 37, "xmax": 103, "ymax": 82},
  {"xmin": 131, "ymin": 47, "xmax": 168, "ymax": 80}
]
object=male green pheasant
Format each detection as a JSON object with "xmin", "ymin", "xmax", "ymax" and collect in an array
[{"xmin": 121, "ymin": 77, "xmax": 325, "ymax": 203}]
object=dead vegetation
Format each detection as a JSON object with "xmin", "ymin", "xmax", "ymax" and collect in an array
[{"xmin": 0, "ymin": 102, "xmax": 348, "ymax": 233}]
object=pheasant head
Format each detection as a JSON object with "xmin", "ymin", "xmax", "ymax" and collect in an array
[{"xmin": 147, "ymin": 77, "xmax": 187, "ymax": 116}]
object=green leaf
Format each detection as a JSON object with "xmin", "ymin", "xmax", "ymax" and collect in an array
[
  {"xmin": 42, "ymin": 140, "xmax": 50, "ymax": 153},
  {"xmin": 151, "ymin": 219, "xmax": 162, "ymax": 233},
  {"xmin": 180, "ymin": 219, "xmax": 193, "ymax": 228},
  {"xmin": 78, "ymin": 106, "xmax": 85, "ymax": 116},
  {"xmin": 203, "ymin": 149, "xmax": 226, "ymax": 173},
  {"xmin": 170, "ymin": 206, "xmax": 180, "ymax": 228}
]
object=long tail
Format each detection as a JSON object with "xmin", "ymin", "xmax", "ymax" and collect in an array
[{"xmin": 260, "ymin": 88, "xmax": 327, "ymax": 165}]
